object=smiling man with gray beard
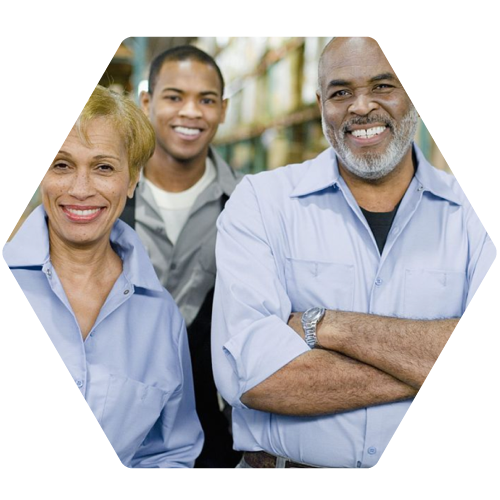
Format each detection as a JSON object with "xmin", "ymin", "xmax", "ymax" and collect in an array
[
  {"xmin": 322, "ymin": 106, "xmax": 419, "ymax": 181},
  {"xmin": 211, "ymin": 37, "xmax": 495, "ymax": 468}
]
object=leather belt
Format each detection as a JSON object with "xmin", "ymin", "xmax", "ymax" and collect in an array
[{"xmin": 243, "ymin": 451, "xmax": 317, "ymax": 468}]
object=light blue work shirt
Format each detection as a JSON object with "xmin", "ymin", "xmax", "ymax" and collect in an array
[
  {"xmin": 212, "ymin": 145, "xmax": 495, "ymax": 468},
  {"xmin": 4, "ymin": 206, "xmax": 204, "ymax": 468}
]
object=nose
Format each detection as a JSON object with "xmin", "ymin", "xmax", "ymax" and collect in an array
[
  {"xmin": 67, "ymin": 169, "xmax": 95, "ymax": 200},
  {"xmin": 348, "ymin": 93, "xmax": 378, "ymax": 116},
  {"xmin": 178, "ymin": 98, "xmax": 202, "ymax": 119}
]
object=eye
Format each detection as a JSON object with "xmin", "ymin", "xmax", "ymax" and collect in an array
[
  {"xmin": 96, "ymin": 164, "xmax": 114, "ymax": 173},
  {"xmin": 373, "ymin": 83, "xmax": 394, "ymax": 92},
  {"xmin": 201, "ymin": 97, "xmax": 216, "ymax": 105},
  {"xmin": 51, "ymin": 161, "xmax": 70, "ymax": 172},
  {"xmin": 329, "ymin": 89, "xmax": 351, "ymax": 100},
  {"xmin": 164, "ymin": 94, "xmax": 181, "ymax": 102}
]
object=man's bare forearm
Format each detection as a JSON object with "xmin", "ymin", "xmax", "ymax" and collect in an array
[
  {"xmin": 241, "ymin": 349, "xmax": 417, "ymax": 416},
  {"xmin": 290, "ymin": 311, "xmax": 459, "ymax": 389}
]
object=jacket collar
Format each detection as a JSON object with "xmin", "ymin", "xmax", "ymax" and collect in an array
[
  {"xmin": 138, "ymin": 145, "xmax": 240, "ymax": 198},
  {"xmin": 209, "ymin": 146, "xmax": 241, "ymax": 197}
]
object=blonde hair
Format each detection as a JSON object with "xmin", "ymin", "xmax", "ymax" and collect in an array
[{"xmin": 75, "ymin": 85, "xmax": 155, "ymax": 179}]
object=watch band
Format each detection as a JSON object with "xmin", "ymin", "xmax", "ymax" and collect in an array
[
  {"xmin": 304, "ymin": 324, "xmax": 318, "ymax": 349},
  {"xmin": 301, "ymin": 307, "xmax": 326, "ymax": 349}
]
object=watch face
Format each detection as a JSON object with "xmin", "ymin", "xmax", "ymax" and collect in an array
[{"xmin": 303, "ymin": 307, "xmax": 325, "ymax": 322}]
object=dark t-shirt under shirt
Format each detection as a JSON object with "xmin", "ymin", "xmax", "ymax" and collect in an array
[
  {"xmin": 360, "ymin": 204, "xmax": 400, "ymax": 254},
  {"xmin": 360, "ymin": 148, "xmax": 417, "ymax": 254}
]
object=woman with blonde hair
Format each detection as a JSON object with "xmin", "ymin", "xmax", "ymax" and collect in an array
[{"xmin": 4, "ymin": 85, "xmax": 203, "ymax": 467}]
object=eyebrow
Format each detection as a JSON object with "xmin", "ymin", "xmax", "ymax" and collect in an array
[
  {"xmin": 58, "ymin": 150, "xmax": 71, "ymax": 157},
  {"xmin": 326, "ymin": 79, "xmax": 351, "ymax": 89},
  {"xmin": 57, "ymin": 151, "xmax": 121, "ymax": 161},
  {"xmin": 93, "ymin": 154, "xmax": 121, "ymax": 161},
  {"xmin": 370, "ymin": 72, "xmax": 398, "ymax": 83},
  {"xmin": 326, "ymin": 72, "xmax": 398, "ymax": 89},
  {"xmin": 161, "ymin": 87, "xmax": 221, "ymax": 97},
  {"xmin": 161, "ymin": 87, "xmax": 183, "ymax": 94},
  {"xmin": 200, "ymin": 91, "xmax": 220, "ymax": 97}
]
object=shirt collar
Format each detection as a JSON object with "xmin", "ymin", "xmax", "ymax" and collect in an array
[
  {"xmin": 412, "ymin": 144, "xmax": 462, "ymax": 205},
  {"xmin": 290, "ymin": 148, "xmax": 340, "ymax": 198},
  {"xmin": 290, "ymin": 144, "xmax": 461, "ymax": 205},
  {"xmin": 209, "ymin": 146, "xmax": 241, "ymax": 197},
  {"xmin": 4, "ymin": 204, "xmax": 164, "ymax": 292}
]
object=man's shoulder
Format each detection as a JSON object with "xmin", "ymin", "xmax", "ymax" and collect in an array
[
  {"xmin": 416, "ymin": 158, "xmax": 487, "ymax": 244},
  {"xmin": 439, "ymin": 169, "xmax": 488, "ymax": 230},
  {"xmin": 247, "ymin": 154, "xmax": 327, "ymax": 195},
  {"xmin": 414, "ymin": 145, "xmax": 468, "ymax": 205},
  {"xmin": 209, "ymin": 146, "xmax": 243, "ymax": 194}
]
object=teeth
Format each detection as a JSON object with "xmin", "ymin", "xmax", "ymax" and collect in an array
[
  {"xmin": 174, "ymin": 126, "xmax": 201, "ymax": 136},
  {"xmin": 351, "ymin": 126, "xmax": 386, "ymax": 139},
  {"xmin": 67, "ymin": 208, "xmax": 100, "ymax": 216}
]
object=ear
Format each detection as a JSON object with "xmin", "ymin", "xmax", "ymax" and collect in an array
[
  {"xmin": 316, "ymin": 91, "xmax": 322, "ymax": 111},
  {"xmin": 139, "ymin": 91, "xmax": 151, "ymax": 116},
  {"xmin": 220, "ymin": 98, "xmax": 229, "ymax": 124},
  {"xmin": 127, "ymin": 173, "xmax": 140, "ymax": 199}
]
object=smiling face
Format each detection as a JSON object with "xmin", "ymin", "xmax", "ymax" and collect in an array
[
  {"xmin": 318, "ymin": 37, "xmax": 418, "ymax": 181},
  {"xmin": 41, "ymin": 117, "xmax": 137, "ymax": 250},
  {"xmin": 141, "ymin": 59, "xmax": 227, "ymax": 165}
]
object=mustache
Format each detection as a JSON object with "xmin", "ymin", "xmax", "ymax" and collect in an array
[{"xmin": 342, "ymin": 115, "xmax": 394, "ymax": 134}]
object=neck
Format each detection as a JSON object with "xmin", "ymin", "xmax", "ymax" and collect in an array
[
  {"xmin": 49, "ymin": 229, "xmax": 120, "ymax": 282},
  {"xmin": 144, "ymin": 146, "xmax": 208, "ymax": 193},
  {"xmin": 339, "ymin": 148, "xmax": 415, "ymax": 212}
]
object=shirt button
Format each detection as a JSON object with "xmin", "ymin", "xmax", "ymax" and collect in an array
[
  {"xmin": 375, "ymin": 278, "xmax": 383, "ymax": 286},
  {"xmin": 368, "ymin": 447, "xmax": 377, "ymax": 455},
  {"xmin": 124, "ymin": 289, "xmax": 130, "ymax": 295},
  {"xmin": 392, "ymin": 226, "xmax": 399, "ymax": 234},
  {"xmin": 75, "ymin": 380, "xmax": 84, "ymax": 388},
  {"xmin": 46, "ymin": 269, "xmax": 52, "ymax": 278}
]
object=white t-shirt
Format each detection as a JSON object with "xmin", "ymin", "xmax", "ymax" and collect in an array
[{"xmin": 144, "ymin": 158, "xmax": 216, "ymax": 245}]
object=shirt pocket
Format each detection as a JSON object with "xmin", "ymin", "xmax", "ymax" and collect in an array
[
  {"xmin": 284, "ymin": 258, "xmax": 354, "ymax": 312},
  {"xmin": 99, "ymin": 374, "xmax": 168, "ymax": 465},
  {"xmin": 403, "ymin": 268, "xmax": 466, "ymax": 319}
]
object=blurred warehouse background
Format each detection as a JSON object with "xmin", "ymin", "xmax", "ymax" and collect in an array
[{"xmin": 8, "ymin": 36, "xmax": 500, "ymax": 239}]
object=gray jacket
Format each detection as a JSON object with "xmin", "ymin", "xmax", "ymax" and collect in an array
[{"xmin": 122, "ymin": 147, "xmax": 241, "ymax": 327}]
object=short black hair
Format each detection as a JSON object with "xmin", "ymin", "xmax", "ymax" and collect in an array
[{"xmin": 148, "ymin": 45, "xmax": 225, "ymax": 97}]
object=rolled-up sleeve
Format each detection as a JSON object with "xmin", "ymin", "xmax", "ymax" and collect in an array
[{"xmin": 211, "ymin": 177, "xmax": 309, "ymax": 408}]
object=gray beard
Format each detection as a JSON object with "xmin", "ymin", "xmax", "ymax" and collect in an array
[{"xmin": 323, "ymin": 106, "xmax": 419, "ymax": 181}]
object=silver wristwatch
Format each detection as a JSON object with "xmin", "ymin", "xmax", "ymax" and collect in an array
[{"xmin": 301, "ymin": 307, "xmax": 326, "ymax": 349}]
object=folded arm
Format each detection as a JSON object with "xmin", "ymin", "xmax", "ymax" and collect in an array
[
  {"xmin": 241, "ymin": 348, "xmax": 417, "ymax": 416},
  {"xmin": 289, "ymin": 311, "xmax": 458, "ymax": 390},
  {"xmin": 212, "ymin": 178, "xmax": 416, "ymax": 417}
]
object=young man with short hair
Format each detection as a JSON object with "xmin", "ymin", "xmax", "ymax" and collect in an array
[{"xmin": 121, "ymin": 45, "xmax": 241, "ymax": 468}]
